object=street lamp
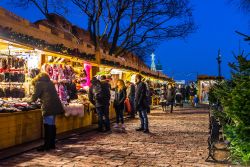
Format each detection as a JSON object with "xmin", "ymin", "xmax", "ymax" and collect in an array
[{"xmin": 216, "ymin": 49, "xmax": 222, "ymax": 77}]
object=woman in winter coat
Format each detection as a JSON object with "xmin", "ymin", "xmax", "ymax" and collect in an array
[
  {"xmin": 159, "ymin": 85, "xmax": 167, "ymax": 111},
  {"xmin": 113, "ymin": 79, "xmax": 127, "ymax": 129},
  {"xmin": 31, "ymin": 72, "xmax": 64, "ymax": 151}
]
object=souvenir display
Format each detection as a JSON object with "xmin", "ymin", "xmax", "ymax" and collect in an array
[
  {"xmin": 0, "ymin": 99, "xmax": 41, "ymax": 113},
  {"xmin": 42, "ymin": 63, "xmax": 78, "ymax": 103},
  {"xmin": 0, "ymin": 54, "xmax": 39, "ymax": 113}
]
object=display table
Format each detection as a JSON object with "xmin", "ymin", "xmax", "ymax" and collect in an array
[
  {"xmin": 56, "ymin": 104, "xmax": 93, "ymax": 134},
  {"xmin": 0, "ymin": 105, "xmax": 127, "ymax": 150},
  {"xmin": 0, "ymin": 105, "xmax": 93, "ymax": 150}
]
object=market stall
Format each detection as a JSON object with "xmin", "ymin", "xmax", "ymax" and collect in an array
[
  {"xmin": 0, "ymin": 7, "xmax": 169, "ymax": 151},
  {"xmin": 0, "ymin": 39, "xmax": 94, "ymax": 150},
  {"xmin": 0, "ymin": 40, "xmax": 42, "ymax": 149},
  {"xmin": 197, "ymin": 75, "xmax": 220, "ymax": 104},
  {"xmin": 40, "ymin": 53, "xmax": 95, "ymax": 134}
]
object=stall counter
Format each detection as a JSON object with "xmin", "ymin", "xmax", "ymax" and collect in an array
[
  {"xmin": 0, "ymin": 106, "xmax": 93, "ymax": 150},
  {"xmin": 0, "ymin": 109, "xmax": 42, "ymax": 150}
]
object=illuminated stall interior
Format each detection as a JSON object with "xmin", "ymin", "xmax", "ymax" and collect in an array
[
  {"xmin": 98, "ymin": 66, "xmax": 136, "ymax": 88},
  {"xmin": 0, "ymin": 39, "xmax": 41, "ymax": 102},
  {"xmin": 0, "ymin": 38, "xmax": 93, "ymax": 111}
]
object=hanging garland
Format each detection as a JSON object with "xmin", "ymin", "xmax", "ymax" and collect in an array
[
  {"xmin": 100, "ymin": 58, "xmax": 167, "ymax": 79},
  {"xmin": 0, "ymin": 25, "xmax": 168, "ymax": 80},
  {"xmin": 0, "ymin": 25, "xmax": 96, "ymax": 61}
]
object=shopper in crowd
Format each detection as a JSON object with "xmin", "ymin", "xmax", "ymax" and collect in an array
[
  {"xmin": 189, "ymin": 84, "xmax": 196, "ymax": 107},
  {"xmin": 135, "ymin": 74, "xmax": 149, "ymax": 133},
  {"xmin": 180, "ymin": 85, "xmax": 186, "ymax": 103},
  {"xmin": 89, "ymin": 77, "xmax": 111, "ymax": 132},
  {"xmin": 185, "ymin": 85, "xmax": 190, "ymax": 103},
  {"xmin": 166, "ymin": 84, "xmax": 175, "ymax": 113},
  {"xmin": 159, "ymin": 84, "xmax": 167, "ymax": 111},
  {"xmin": 145, "ymin": 80, "xmax": 153, "ymax": 114},
  {"xmin": 30, "ymin": 73, "xmax": 64, "ymax": 151},
  {"xmin": 175, "ymin": 88, "xmax": 183, "ymax": 107},
  {"xmin": 125, "ymin": 81, "xmax": 136, "ymax": 118},
  {"xmin": 194, "ymin": 94, "xmax": 199, "ymax": 108},
  {"xmin": 100, "ymin": 75, "xmax": 111, "ymax": 89},
  {"xmin": 113, "ymin": 79, "xmax": 127, "ymax": 129}
]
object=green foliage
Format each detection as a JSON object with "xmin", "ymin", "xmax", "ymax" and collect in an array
[{"xmin": 209, "ymin": 55, "xmax": 250, "ymax": 165}]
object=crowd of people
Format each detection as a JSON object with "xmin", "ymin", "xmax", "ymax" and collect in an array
[
  {"xmin": 88, "ymin": 74, "xmax": 200, "ymax": 134},
  {"xmin": 159, "ymin": 83, "xmax": 199, "ymax": 112},
  {"xmin": 29, "ymin": 72, "xmax": 199, "ymax": 152},
  {"xmin": 88, "ymin": 74, "xmax": 150, "ymax": 134}
]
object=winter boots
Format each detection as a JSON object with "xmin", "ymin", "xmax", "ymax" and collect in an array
[{"xmin": 37, "ymin": 124, "xmax": 56, "ymax": 152}]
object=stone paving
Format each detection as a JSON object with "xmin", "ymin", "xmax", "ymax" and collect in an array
[{"xmin": 0, "ymin": 106, "xmax": 233, "ymax": 167}]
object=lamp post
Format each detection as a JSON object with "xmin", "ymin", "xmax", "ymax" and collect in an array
[{"xmin": 216, "ymin": 49, "xmax": 222, "ymax": 77}]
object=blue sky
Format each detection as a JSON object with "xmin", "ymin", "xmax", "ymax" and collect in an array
[
  {"xmin": 155, "ymin": 0, "xmax": 250, "ymax": 81},
  {"xmin": 0, "ymin": 0, "xmax": 249, "ymax": 81}
]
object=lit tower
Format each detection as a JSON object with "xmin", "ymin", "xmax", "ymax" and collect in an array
[{"xmin": 151, "ymin": 53, "xmax": 156, "ymax": 71}]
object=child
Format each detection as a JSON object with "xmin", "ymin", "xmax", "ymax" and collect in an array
[{"xmin": 194, "ymin": 95, "xmax": 199, "ymax": 108}]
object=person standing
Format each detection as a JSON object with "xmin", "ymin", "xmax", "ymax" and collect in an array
[
  {"xmin": 135, "ymin": 74, "xmax": 149, "ymax": 133},
  {"xmin": 113, "ymin": 80, "xmax": 127, "ymax": 129},
  {"xmin": 180, "ymin": 85, "xmax": 186, "ymax": 103},
  {"xmin": 189, "ymin": 85, "xmax": 196, "ymax": 107},
  {"xmin": 159, "ymin": 85, "xmax": 167, "ymax": 111},
  {"xmin": 89, "ymin": 77, "xmax": 111, "ymax": 132},
  {"xmin": 185, "ymin": 85, "xmax": 190, "ymax": 103},
  {"xmin": 166, "ymin": 84, "xmax": 175, "ymax": 113},
  {"xmin": 30, "ymin": 73, "xmax": 64, "ymax": 151},
  {"xmin": 125, "ymin": 81, "xmax": 136, "ymax": 118},
  {"xmin": 175, "ymin": 88, "xmax": 183, "ymax": 107},
  {"xmin": 145, "ymin": 80, "xmax": 153, "ymax": 114},
  {"xmin": 194, "ymin": 94, "xmax": 199, "ymax": 107}
]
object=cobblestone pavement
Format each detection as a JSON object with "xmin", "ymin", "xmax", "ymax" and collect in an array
[{"xmin": 0, "ymin": 106, "xmax": 232, "ymax": 167}]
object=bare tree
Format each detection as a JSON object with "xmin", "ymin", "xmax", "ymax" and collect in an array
[
  {"xmin": 10, "ymin": 0, "xmax": 68, "ymax": 18},
  {"xmin": 11, "ymin": 0, "xmax": 195, "ymax": 60},
  {"xmin": 71, "ymin": 0, "xmax": 195, "ymax": 59},
  {"xmin": 228, "ymin": 0, "xmax": 250, "ymax": 13},
  {"xmin": 228, "ymin": 0, "xmax": 250, "ymax": 42}
]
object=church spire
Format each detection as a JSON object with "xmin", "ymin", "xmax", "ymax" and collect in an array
[{"xmin": 151, "ymin": 53, "xmax": 156, "ymax": 71}]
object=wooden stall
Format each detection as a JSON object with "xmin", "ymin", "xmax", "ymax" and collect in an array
[
  {"xmin": 0, "ymin": 110, "xmax": 42, "ymax": 150},
  {"xmin": 0, "ymin": 7, "xmax": 168, "ymax": 152}
]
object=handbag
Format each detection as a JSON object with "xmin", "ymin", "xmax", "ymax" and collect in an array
[{"xmin": 124, "ymin": 98, "xmax": 131, "ymax": 113}]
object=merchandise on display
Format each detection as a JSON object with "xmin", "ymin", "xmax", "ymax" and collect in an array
[
  {"xmin": 38, "ymin": 56, "xmax": 94, "ymax": 117},
  {"xmin": 0, "ymin": 51, "xmax": 41, "ymax": 113},
  {"xmin": 63, "ymin": 88, "xmax": 95, "ymax": 117},
  {"xmin": 0, "ymin": 39, "xmax": 131, "ymax": 116},
  {"xmin": 41, "ymin": 62, "xmax": 89, "ymax": 104},
  {"xmin": 0, "ymin": 99, "xmax": 41, "ymax": 113}
]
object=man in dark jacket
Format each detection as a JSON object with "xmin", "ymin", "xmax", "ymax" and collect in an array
[
  {"xmin": 166, "ymin": 84, "xmax": 175, "ymax": 113},
  {"xmin": 31, "ymin": 73, "xmax": 64, "ymax": 151},
  {"xmin": 135, "ymin": 74, "xmax": 149, "ymax": 133},
  {"xmin": 180, "ymin": 85, "xmax": 186, "ymax": 102},
  {"xmin": 126, "ymin": 81, "xmax": 136, "ymax": 118},
  {"xmin": 145, "ymin": 80, "xmax": 153, "ymax": 114},
  {"xmin": 185, "ymin": 85, "xmax": 190, "ymax": 102},
  {"xmin": 89, "ymin": 77, "xmax": 111, "ymax": 132}
]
